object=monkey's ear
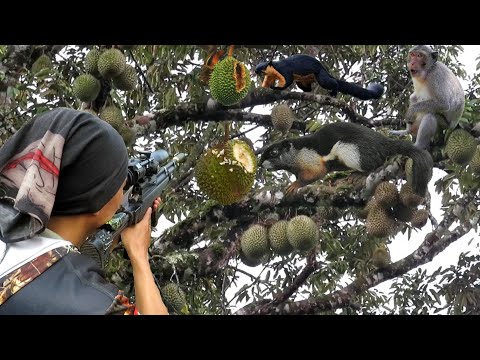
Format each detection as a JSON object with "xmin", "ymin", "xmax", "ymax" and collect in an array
[{"xmin": 431, "ymin": 51, "xmax": 439, "ymax": 62}]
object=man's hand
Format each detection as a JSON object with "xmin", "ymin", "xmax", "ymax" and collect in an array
[{"xmin": 121, "ymin": 197, "xmax": 162, "ymax": 264}]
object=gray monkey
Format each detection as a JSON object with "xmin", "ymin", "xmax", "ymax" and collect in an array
[{"xmin": 390, "ymin": 45, "xmax": 465, "ymax": 150}]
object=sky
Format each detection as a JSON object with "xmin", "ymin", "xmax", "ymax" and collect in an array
[{"xmin": 153, "ymin": 45, "xmax": 480, "ymax": 314}]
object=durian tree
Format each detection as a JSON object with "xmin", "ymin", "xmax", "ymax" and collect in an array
[{"xmin": 1, "ymin": 44, "xmax": 480, "ymax": 315}]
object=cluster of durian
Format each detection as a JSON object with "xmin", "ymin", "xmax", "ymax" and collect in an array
[
  {"xmin": 74, "ymin": 46, "xmax": 138, "ymax": 147},
  {"xmin": 359, "ymin": 176, "xmax": 429, "ymax": 239},
  {"xmin": 445, "ymin": 128, "xmax": 480, "ymax": 175},
  {"xmin": 194, "ymin": 139, "xmax": 257, "ymax": 205},
  {"xmin": 160, "ymin": 282, "xmax": 188, "ymax": 314},
  {"xmin": 209, "ymin": 55, "xmax": 250, "ymax": 106},
  {"xmin": 239, "ymin": 215, "xmax": 320, "ymax": 267}
]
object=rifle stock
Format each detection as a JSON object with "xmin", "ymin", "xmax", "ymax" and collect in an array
[{"xmin": 80, "ymin": 151, "xmax": 187, "ymax": 268}]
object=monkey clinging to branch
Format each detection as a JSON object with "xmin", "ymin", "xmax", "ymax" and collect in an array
[{"xmin": 390, "ymin": 45, "xmax": 465, "ymax": 150}]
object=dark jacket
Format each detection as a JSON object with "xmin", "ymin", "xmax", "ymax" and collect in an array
[{"xmin": 0, "ymin": 252, "xmax": 133, "ymax": 315}]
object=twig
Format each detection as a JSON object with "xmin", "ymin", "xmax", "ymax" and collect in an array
[
  {"xmin": 230, "ymin": 124, "xmax": 262, "ymax": 140},
  {"xmin": 128, "ymin": 49, "xmax": 154, "ymax": 94}
]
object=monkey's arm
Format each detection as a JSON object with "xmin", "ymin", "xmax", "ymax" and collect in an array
[{"xmin": 406, "ymin": 99, "xmax": 449, "ymax": 122}]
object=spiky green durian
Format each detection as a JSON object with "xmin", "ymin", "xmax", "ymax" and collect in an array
[
  {"xmin": 374, "ymin": 181, "xmax": 399, "ymax": 207},
  {"xmin": 366, "ymin": 206, "xmax": 395, "ymax": 238},
  {"xmin": 97, "ymin": 48, "xmax": 126, "ymax": 79},
  {"xmin": 240, "ymin": 224, "xmax": 269, "ymax": 260},
  {"xmin": 99, "ymin": 106, "xmax": 124, "ymax": 130},
  {"xmin": 85, "ymin": 49, "xmax": 101, "ymax": 76},
  {"xmin": 469, "ymin": 145, "xmax": 480, "ymax": 175},
  {"xmin": 445, "ymin": 129, "xmax": 477, "ymax": 165},
  {"xmin": 161, "ymin": 283, "xmax": 188, "ymax": 314},
  {"xmin": 399, "ymin": 183, "xmax": 423, "ymax": 208},
  {"xmin": 411, "ymin": 209, "xmax": 429, "ymax": 228},
  {"xmin": 31, "ymin": 54, "xmax": 52, "ymax": 74},
  {"xmin": 72, "ymin": 74, "xmax": 101, "ymax": 102},
  {"xmin": 287, "ymin": 215, "xmax": 319, "ymax": 251},
  {"xmin": 268, "ymin": 220, "xmax": 293, "ymax": 256},
  {"xmin": 112, "ymin": 64, "xmax": 137, "ymax": 91},
  {"xmin": 209, "ymin": 56, "xmax": 250, "ymax": 106},
  {"xmin": 195, "ymin": 139, "xmax": 257, "ymax": 205},
  {"xmin": 271, "ymin": 104, "xmax": 295, "ymax": 133}
]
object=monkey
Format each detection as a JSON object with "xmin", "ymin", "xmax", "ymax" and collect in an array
[
  {"xmin": 259, "ymin": 122, "xmax": 433, "ymax": 197},
  {"xmin": 255, "ymin": 54, "xmax": 385, "ymax": 101},
  {"xmin": 390, "ymin": 45, "xmax": 465, "ymax": 150}
]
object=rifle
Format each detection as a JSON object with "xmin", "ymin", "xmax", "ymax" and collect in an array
[{"xmin": 80, "ymin": 149, "xmax": 187, "ymax": 268}]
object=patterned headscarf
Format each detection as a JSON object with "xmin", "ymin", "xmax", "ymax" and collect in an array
[{"xmin": 0, "ymin": 108, "xmax": 128, "ymax": 243}]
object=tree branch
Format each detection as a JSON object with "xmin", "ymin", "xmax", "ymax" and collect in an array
[
  {"xmin": 153, "ymin": 88, "xmax": 373, "ymax": 130},
  {"xmin": 235, "ymin": 189, "xmax": 479, "ymax": 314}
]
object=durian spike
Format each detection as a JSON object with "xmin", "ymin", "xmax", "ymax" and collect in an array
[{"xmin": 228, "ymin": 45, "xmax": 235, "ymax": 57}]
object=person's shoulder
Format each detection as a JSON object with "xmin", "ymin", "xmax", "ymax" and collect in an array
[{"xmin": 62, "ymin": 252, "xmax": 119, "ymax": 297}]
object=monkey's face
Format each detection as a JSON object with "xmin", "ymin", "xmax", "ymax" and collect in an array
[
  {"xmin": 408, "ymin": 51, "xmax": 426, "ymax": 75},
  {"xmin": 408, "ymin": 46, "xmax": 437, "ymax": 79},
  {"xmin": 259, "ymin": 140, "xmax": 294, "ymax": 171}
]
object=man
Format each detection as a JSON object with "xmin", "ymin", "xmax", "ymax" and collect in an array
[{"xmin": 0, "ymin": 107, "xmax": 168, "ymax": 315}]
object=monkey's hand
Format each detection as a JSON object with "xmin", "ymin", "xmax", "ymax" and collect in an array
[
  {"xmin": 389, "ymin": 129, "xmax": 409, "ymax": 136},
  {"xmin": 407, "ymin": 99, "xmax": 446, "ymax": 120}
]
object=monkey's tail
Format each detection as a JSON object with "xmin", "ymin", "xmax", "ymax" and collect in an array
[
  {"xmin": 336, "ymin": 80, "xmax": 385, "ymax": 100},
  {"xmin": 390, "ymin": 141, "xmax": 434, "ymax": 197}
]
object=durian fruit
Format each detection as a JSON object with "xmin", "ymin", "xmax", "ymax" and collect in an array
[
  {"xmin": 374, "ymin": 181, "xmax": 399, "ymax": 207},
  {"xmin": 268, "ymin": 220, "xmax": 293, "ymax": 256},
  {"xmin": 371, "ymin": 245, "xmax": 391, "ymax": 269},
  {"xmin": 97, "ymin": 48, "xmax": 126, "ymax": 79},
  {"xmin": 399, "ymin": 183, "xmax": 423, "ymax": 208},
  {"xmin": 240, "ymin": 224, "xmax": 269, "ymax": 260},
  {"xmin": 112, "ymin": 64, "xmax": 137, "ymax": 91},
  {"xmin": 161, "ymin": 282, "xmax": 188, "ymax": 314},
  {"xmin": 445, "ymin": 129, "xmax": 477, "ymax": 165},
  {"xmin": 72, "ymin": 74, "xmax": 101, "ymax": 102},
  {"xmin": 85, "ymin": 49, "xmax": 101, "ymax": 76},
  {"xmin": 366, "ymin": 204, "xmax": 395, "ymax": 238},
  {"xmin": 405, "ymin": 158, "xmax": 413, "ymax": 185},
  {"xmin": 99, "ymin": 106, "xmax": 124, "ymax": 131},
  {"xmin": 287, "ymin": 215, "xmax": 320, "ymax": 251},
  {"xmin": 270, "ymin": 104, "xmax": 295, "ymax": 133},
  {"xmin": 195, "ymin": 139, "xmax": 257, "ymax": 205},
  {"xmin": 469, "ymin": 145, "xmax": 480, "ymax": 175},
  {"xmin": 31, "ymin": 54, "xmax": 52, "ymax": 74},
  {"xmin": 317, "ymin": 205, "xmax": 340, "ymax": 221},
  {"xmin": 411, "ymin": 209, "xmax": 429, "ymax": 228},
  {"xmin": 392, "ymin": 203, "xmax": 414, "ymax": 222},
  {"xmin": 118, "ymin": 125, "xmax": 137, "ymax": 147},
  {"xmin": 209, "ymin": 56, "xmax": 251, "ymax": 106}
]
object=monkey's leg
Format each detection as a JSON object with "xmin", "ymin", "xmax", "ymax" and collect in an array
[
  {"xmin": 315, "ymin": 72, "xmax": 338, "ymax": 97},
  {"xmin": 414, "ymin": 113, "xmax": 437, "ymax": 150}
]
